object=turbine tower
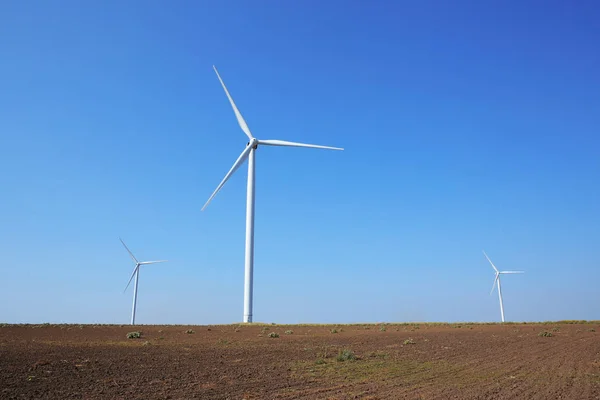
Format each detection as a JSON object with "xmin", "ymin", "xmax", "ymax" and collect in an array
[
  {"xmin": 203, "ymin": 66, "xmax": 343, "ymax": 323},
  {"xmin": 121, "ymin": 238, "xmax": 167, "ymax": 325},
  {"xmin": 483, "ymin": 250, "xmax": 524, "ymax": 323}
]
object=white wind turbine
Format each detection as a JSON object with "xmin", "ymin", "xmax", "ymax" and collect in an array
[
  {"xmin": 121, "ymin": 238, "xmax": 167, "ymax": 325},
  {"xmin": 483, "ymin": 250, "xmax": 524, "ymax": 323},
  {"xmin": 202, "ymin": 66, "xmax": 343, "ymax": 323}
]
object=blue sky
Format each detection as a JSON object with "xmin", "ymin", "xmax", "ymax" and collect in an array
[{"xmin": 1, "ymin": 1, "xmax": 598, "ymax": 324}]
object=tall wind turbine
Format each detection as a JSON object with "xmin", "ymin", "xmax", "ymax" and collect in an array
[
  {"xmin": 203, "ymin": 66, "xmax": 343, "ymax": 323},
  {"xmin": 483, "ymin": 250, "xmax": 524, "ymax": 323},
  {"xmin": 121, "ymin": 238, "xmax": 167, "ymax": 325}
]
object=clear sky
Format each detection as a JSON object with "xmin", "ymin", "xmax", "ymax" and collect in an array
[{"xmin": 1, "ymin": 1, "xmax": 598, "ymax": 324}]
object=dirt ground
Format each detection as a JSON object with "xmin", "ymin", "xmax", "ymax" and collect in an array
[{"xmin": 0, "ymin": 322, "xmax": 599, "ymax": 399}]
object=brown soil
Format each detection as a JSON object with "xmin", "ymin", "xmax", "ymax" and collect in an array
[{"xmin": 1, "ymin": 323, "xmax": 599, "ymax": 399}]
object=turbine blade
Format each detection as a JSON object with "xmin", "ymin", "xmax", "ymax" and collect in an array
[
  {"xmin": 490, "ymin": 274, "xmax": 499, "ymax": 295},
  {"xmin": 120, "ymin": 238, "xmax": 138, "ymax": 264},
  {"xmin": 482, "ymin": 250, "xmax": 498, "ymax": 273},
  {"xmin": 258, "ymin": 139, "xmax": 343, "ymax": 151},
  {"xmin": 202, "ymin": 145, "xmax": 253, "ymax": 211},
  {"xmin": 139, "ymin": 260, "xmax": 168, "ymax": 265},
  {"xmin": 124, "ymin": 264, "xmax": 140, "ymax": 293},
  {"xmin": 213, "ymin": 66, "xmax": 253, "ymax": 140},
  {"xmin": 500, "ymin": 271, "xmax": 524, "ymax": 274}
]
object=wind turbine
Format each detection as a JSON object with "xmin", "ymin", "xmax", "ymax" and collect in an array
[
  {"xmin": 483, "ymin": 250, "xmax": 524, "ymax": 323},
  {"xmin": 121, "ymin": 238, "xmax": 167, "ymax": 325},
  {"xmin": 202, "ymin": 66, "xmax": 343, "ymax": 323}
]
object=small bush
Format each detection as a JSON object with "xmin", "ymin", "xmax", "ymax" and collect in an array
[
  {"xmin": 315, "ymin": 359, "xmax": 326, "ymax": 365},
  {"xmin": 185, "ymin": 329, "xmax": 195, "ymax": 334},
  {"xmin": 551, "ymin": 327, "xmax": 560, "ymax": 332},
  {"xmin": 589, "ymin": 328, "xmax": 596, "ymax": 332},
  {"xmin": 538, "ymin": 331, "xmax": 553, "ymax": 337},
  {"xmin": 379, "ymin": 325, "xmax": 387, "ymax": 332},
  {"xmin": 126, "ymin": 331, "xmax": 141, "ymax": 339},
  {"xmin": 336, "ymin": 349, "xmax": 357, "ymax": 362},
  {"xmin": 403, "ymin": 338, "xmax": 415, "ymax": 345},
  {"xmin": 268, "ymin": 332, "xmax": 280, "ymax": 338},
  {"xmin": 330, "ymin": 329, "xmax": 338, "ymax": 334},
  {"xmin": 285, "ymin": 330, "xmax": 293, "ymax": 335}
]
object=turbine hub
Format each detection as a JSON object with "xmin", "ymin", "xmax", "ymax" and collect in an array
[{"xmin": 247, "ymin": 138, "xmax": 259, "ymax": 149}]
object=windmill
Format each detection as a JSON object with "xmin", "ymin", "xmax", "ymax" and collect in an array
[
  {"xmin": 483, "ymin": 250, "xmax": 524, "ymax": 322},
  {"xmin": 121, "ymin": 238, "xmax": 167, "ymax": 325},
  {"xmin": 202, "ymin": 66, "xmax": 343, "ymax": 323}
]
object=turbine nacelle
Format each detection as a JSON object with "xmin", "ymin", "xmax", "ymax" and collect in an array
[{"xmin": 247, "ymin": 138, "xmax": 259, "ymax": 149}]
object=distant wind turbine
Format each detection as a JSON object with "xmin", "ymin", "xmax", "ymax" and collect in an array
[
  {"xmin": 483, "ymin": 250, "xmax": 524, "ymax": 323},
  {"xmin": 202, "ymin": 66, "xmax": 343, "ymax": 323},
  {"xmin": 121, "ymin": 238, "xmax": 167, "ymax": 325}
]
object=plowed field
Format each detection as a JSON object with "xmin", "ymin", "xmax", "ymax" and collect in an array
[{"xmin": 1, "ymin": 323, "xmax": 599, "ymax": 399}]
